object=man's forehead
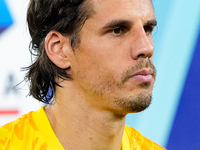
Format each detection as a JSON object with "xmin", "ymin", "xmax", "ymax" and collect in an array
[
  {"xmin": 92, "ymin": 0, "xmax": 153, "ymax": 13},
  {"xmin": 90, "ymin": 0, "xmax": 155, "ymax": 21},
  {"xmin": 92, "ymin": 0, "xmax": 153, "ymax": 8}
]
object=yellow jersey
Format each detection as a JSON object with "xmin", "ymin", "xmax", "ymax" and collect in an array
[{"xmin": 0, "ymin": 107, "xmax": 166, "ymax": 150}]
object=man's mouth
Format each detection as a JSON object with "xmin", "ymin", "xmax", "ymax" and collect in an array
[{"xmin": 130, "ymin": 68, "xmax": 154, "ymax": 83}]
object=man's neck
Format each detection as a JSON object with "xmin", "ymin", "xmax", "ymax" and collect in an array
[{"xmin": 45, "ymin": 93, "xmax": 126, "ymax": 150}]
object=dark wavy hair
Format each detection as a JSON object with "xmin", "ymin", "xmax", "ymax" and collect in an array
[{"xmin": 25, "ymin": 0, "xmax": 93, "ymax": 103}]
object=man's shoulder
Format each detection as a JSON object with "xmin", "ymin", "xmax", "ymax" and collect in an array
[
  {"xmin": 0, "ymin": 108, "xmax": 44, "ymax": 149},
  {"xmin": 0, "ymin": 106, "xmax": 64, "ymax": 150},
  {"xmin": 0, "ymin": 111, "xmax": 33, "ymax": 134},
  {"xmin": 123, "ymin": 125, "xmax": 166, "ymax": 150}
]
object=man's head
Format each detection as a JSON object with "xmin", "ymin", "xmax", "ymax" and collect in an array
[{"xmin": 26, "ymin": 0, "xmax": 157, "ymax": 114}]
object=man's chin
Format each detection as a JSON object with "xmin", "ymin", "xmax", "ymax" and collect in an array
[{"xmin": 114, "ymin": 92, "xmax": 152, "ymax": 113}]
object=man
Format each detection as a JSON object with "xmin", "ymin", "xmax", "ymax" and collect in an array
[{"xmin": 0, "ymin": 0, "xmax": 166, "ymax": 149}]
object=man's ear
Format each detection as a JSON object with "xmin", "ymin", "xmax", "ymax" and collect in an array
[{"xmin": 45, "ymin": 30, "xmax": 72, "ymax": 69}]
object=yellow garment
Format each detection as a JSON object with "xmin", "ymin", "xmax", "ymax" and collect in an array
[
  {"xmin": 0, "ymin": 107, "xmax": 166, "ymax": 150},
  {"xmin": 122, "ymin": 126, "xmax": 166, "ymax": 150}
]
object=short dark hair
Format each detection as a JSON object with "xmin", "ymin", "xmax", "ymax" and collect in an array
[{"xmin": 25, "ymin": 0, "xmax": 93, "ymax": 103}]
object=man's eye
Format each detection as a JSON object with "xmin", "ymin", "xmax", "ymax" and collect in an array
[
  {"xmin": 110, "ymin": 27, "xmax": 126, "ymax": 35},
  {"xmin": 144, "ymin": 26, "xmax": 153, "ymax": 35}
]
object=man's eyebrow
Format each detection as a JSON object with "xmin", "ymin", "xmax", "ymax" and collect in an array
[
  {"xmin": 102, "ymin": 20, "xmax": 133, "ymax": 29},
  {"xmin": 145, "ymin": 19, "xmax": 157, "ymax": 27},
  {"xmin": 102, "ymin": 19, "xmax": 157, "ymax": 29}
]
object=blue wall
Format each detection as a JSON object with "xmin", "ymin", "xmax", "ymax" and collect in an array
[
  {"xmin": 0, "ymin": 0, "xmax": 13, "ymax": 33},
  {"xmin": 167, "ymin": 24, "xmax": 200, "ymax": 150},
  {"xmin": 126, "ymin": 0, "xmax": 200, "ymax": 148}
]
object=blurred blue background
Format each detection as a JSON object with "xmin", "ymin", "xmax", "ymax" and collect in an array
[
  {"xmin": 127, "ymin": 0, "xmax": 200, "ymax": 149},
  {"xmin": 0, "ymin": 0, "xmax": 13, "ymax": 33},
  {"xmin": 1, "ymin": 0, "xmax": 200, "ymax": 149}
]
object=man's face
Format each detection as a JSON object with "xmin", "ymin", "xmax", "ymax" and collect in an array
[{"xmin": 69, "ymin": 0, "xmax": 157, "ymax": 115}]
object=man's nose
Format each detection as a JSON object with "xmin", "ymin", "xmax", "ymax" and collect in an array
[{"xmin": 130, "ymin": 27, "xmax": 154, "ymax": 60}]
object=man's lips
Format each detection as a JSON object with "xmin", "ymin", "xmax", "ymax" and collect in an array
[{"xmin": 130, "ymin": 69, "xmax": 154, "ymax": 83}]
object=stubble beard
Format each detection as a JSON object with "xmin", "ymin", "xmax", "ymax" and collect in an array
[
  {"xmin": 77, "ymin": 58, "xmax": 156, "ymax": 114},
  {"xmin": 113, "ymin": 87, "xmax": 152, "ymax": 113},
  {"xmin": 112, "ymin": 59, "xmax": 156, "ymax": 113}
]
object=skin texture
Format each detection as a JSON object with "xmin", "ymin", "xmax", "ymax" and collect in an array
[{"xmin": 45, "ymin": 0, "xmax": 157, "ymax": 149}]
